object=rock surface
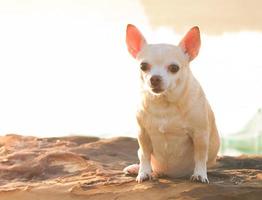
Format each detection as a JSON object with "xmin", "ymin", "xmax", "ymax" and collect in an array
[{"xmin": 0, "ymin": 134, "xmax": 261, "ymax": 200}]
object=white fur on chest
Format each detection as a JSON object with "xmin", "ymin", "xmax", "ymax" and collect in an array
[
  {"xmin": 141, "ymin": 102, "xmax": 193, "ymax": 153},
  {"xmin": 141, "ymin": 105, "xmax": 189, "ymax": 135}
]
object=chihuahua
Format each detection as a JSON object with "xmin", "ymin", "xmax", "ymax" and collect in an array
[{"xmin": 123, "ymin": 24, "xmax": 220, "ymax": 183}]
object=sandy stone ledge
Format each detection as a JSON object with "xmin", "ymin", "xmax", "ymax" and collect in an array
[{"xmin": 0, "ymin": 134, "xmax": 261, "ymax": 200}]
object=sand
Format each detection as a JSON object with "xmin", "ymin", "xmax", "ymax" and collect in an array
[{"xmin": 0, "ymin": 134, "xmax": 261, "ymax": 200}]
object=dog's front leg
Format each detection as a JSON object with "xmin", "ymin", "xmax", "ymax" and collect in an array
[
  {"xmin": 191, "ymin": 131, "xmax": 209, "ymax": 183},
  {"xmin": 136, "ymin": 129, "xmax": 153, "ymax": 183}
]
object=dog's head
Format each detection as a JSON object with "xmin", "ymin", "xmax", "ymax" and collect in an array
[{"xmin": 126, "ymin": 24, "xmax": 201, "ymax": 95}]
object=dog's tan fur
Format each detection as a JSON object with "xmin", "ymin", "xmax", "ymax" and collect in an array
[{"xmin": 124, "ymin": 24, "xmax": 220, "ymax": 183}]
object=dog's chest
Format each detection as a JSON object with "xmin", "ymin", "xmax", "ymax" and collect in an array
[{"xmin": 141, "ymin": 105, "xmax": 190, "ymax": 136}]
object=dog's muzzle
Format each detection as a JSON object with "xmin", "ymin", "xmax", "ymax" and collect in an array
[{"xmin": 150, "ymin": 75, "xmax": 164, "ymax": 93}]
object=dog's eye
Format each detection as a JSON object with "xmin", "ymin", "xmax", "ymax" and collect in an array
[
  {"xmin": 140, "ymin": 62, "xmax": 150, "ymax": 72},
  {"xmin": 168, "ymin": 64, "xmax": 180, "ymax": 73}
]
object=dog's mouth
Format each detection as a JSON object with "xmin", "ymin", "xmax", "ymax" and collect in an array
[{"xmin": 150, "ymin": 87, "xmax": 164, "ymax": 94}]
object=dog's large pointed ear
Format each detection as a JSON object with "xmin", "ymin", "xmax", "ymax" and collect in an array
[
  {"xmin": 179, "ymin": 26, "xmax": 201, "ymax": 61},
  {"xmin": 126, "ymin": 24, "xmax": 147, "ymax": 59}
]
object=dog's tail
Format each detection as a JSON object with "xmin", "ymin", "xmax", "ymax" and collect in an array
[{"xmin": 123, "ymin": 164, "xmax": 140, "ymax": 175}]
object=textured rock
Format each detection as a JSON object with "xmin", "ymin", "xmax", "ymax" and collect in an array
[{"xmin": 0, "ymin": 134, "xmax": 261, "ymax": 200}]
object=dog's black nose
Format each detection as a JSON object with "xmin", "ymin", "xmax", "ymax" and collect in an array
[{"xmin": 150, "ymin": 75, "xmax": 162, "ymax": 87}]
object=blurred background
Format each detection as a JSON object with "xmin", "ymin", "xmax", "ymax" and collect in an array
[{"xmin": 0, "ymin": 0, "xmax": 262, "ymax": 155}]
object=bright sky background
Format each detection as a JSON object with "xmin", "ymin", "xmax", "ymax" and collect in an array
[{"xmin": 0, "ymin": 0, "xmax": 262, "ymax": 138}]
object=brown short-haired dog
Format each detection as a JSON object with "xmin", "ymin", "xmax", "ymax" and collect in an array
[{"xmin": 124, "ymin": 24, "xmax": 220, "ymax": 183}]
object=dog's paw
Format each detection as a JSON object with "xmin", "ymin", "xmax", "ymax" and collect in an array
[
  {"xmin": 123, "ymin": 164, "xmax": 140, "ymax": 175},
  {"xmin": 136, "ymin": 171, "xmax": 152, "ymax": 183},
  {"xmin": 190, "ymin": 173, "xmax": 209, "ymax": 183}
]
